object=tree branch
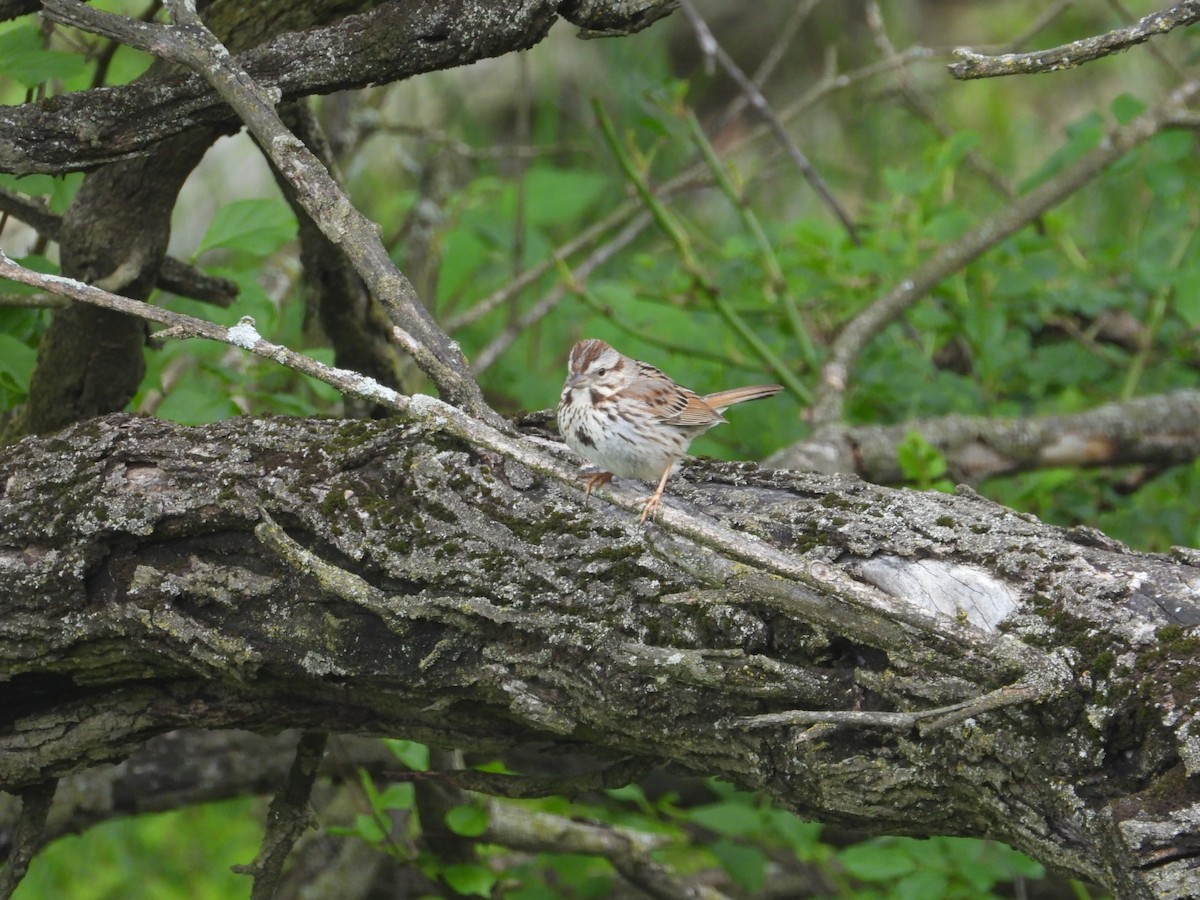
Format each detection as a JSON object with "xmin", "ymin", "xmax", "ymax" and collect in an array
[
  {"xmin": 38, "ymin": 0, "xmax": 496, "ymax": 420},
  {"xmin": 5, "ymin": 0, "xmax": 562, "ymax": 175},
  {"xmin": 770, "ymin": 390, "xmax": 1200, "ymax": 483},
  {"xmin": 0, "ymin": 185, "xmax": 237, "ymax": 307},
  {"xmin": 234, "ymin": 730, "xmax": 328, "ymax": 899},
  {"xmin": 950, "ymin": 1, "xmax": 1200, "ymax": 80},
  {"xmin": 3, "ymin": 410, "xmax": 1199, "ymax": 893}
]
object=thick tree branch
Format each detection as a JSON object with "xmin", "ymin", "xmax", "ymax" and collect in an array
[
  {"xmin": 2, "ymin": 412, "xmax": 1200, "ymax": 895},
  {"xmin": 770, "ymin": 389, "xmax": 1200, "ymax": 483},
  {"xmin": 5, "ymin": 0, "xmax": 587, "ymax": 176},
  {"xmin": 950, "ymin": 1, "xmax": 1200, "ymax": 80}
]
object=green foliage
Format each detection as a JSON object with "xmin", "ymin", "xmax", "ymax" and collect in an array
[
  {"xmin": 13, "ymin": 799, "xmax": 260, "ymax": 900},
  {"xmin": 445, "ymin": 803, "xmax": 489, "ymax": 837},
  {"xmin": 897, "ymin": 430, "xmax": 954, "ymax": 492},
  {"xmin": 0, "ymin": 24, "xmax": 87, "ymax": 87},
  {"xmin": 195, "ymin": 198, "xmax": 299, "ymax": 259},
  {"xmin": 0, "ymin": 6, "xmax": 1183, "ymax": 897}
]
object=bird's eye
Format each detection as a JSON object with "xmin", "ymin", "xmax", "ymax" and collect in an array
[{"xmin": 596, "ymin": 367, "xmax": 607, "ymax": 376}]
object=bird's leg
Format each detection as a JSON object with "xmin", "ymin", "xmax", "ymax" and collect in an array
[
  {"xmin": 638, "ymin": 467, "xmax": 674, "ymax": 523},
  {"xmin": 583, "ymin": 471, "xmax": 613, "ymax": 502}
]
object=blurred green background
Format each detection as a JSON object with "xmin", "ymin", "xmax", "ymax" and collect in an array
[{"xmin": 4, "ymin": 0, "xmax": 1198, "ymax": 896}]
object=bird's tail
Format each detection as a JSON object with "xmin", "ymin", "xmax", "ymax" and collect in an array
[{"xmin": 702, "ymin": 384, "xmax": 784, "ymax": 413}]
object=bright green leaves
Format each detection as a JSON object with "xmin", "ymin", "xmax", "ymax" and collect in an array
[
  {"xmin": 0, "ymin": 24, "xmax": 86, "ymax": 88},
  {"xmin": 445, "ymin": 803, "xmax": 489, "ymax": 838},
  {"xmin": 196, "ymin": 198, "xmax": 299, "ymax": 259}
]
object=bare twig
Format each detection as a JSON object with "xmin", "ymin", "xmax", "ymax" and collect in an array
[
  {"xmin": 471, "ymin": 212, "xmax": 653, "ymax": 374},
  {"xmin": 0, "ymin": 250, "xmax": 407, "ymax": 412},
  {"xmin": 708, "ymin": 0, "xmax": 820, "ymax": 136},
  {"xmin": 485, "ymin": 801, "xmax": 733, "ymax": 900},
  {"xmin": 679, "ymin": 1, "xmax": 860, "ymax": 245},
  {"xmin": 809, "ymin": 78, "xmax": 1200, "ymax": 427},
  {"xmin": 950, "ymin": 1, "xmax": 1200, "ymax": 79},
  {"xmin": 0, "ymin": 780, "xmax": 56, "ymax": 899},
  {"xmin": 233, "ymin": 730, "xmax": 328, "ymax": 899},
  {"xmin": 865, "ymin": 2, "xmax": 1016, "ymax": 201},
  {"xmin": 1000, "ymin": 0, "xmax": 1077, "ymax": 53},
  {"xmin": 0, "ymin": 184, "xmax": 238, "ymax": 306}
]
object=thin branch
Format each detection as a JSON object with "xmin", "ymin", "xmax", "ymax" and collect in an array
[
  {"xmin": 233, "ymin": 730, "xmax": 328, "ymax": 899},
  {"xmin": 709, "ymin": 0, "xmax": 820, "ymax": 137},
  {"xmin": 865, "ymin": 1, "xmax": 1016, "ymax": 201},
  {"xmin": 809, "ymin": 78, "xmax": 1200, "ymax": 427},
  {"xmin": 950, "ymin": 0, "xmax": 1200, "ymax": 79},
  {"xmin": 736, "ymin": 681, "xmax": 1045, "ymax": 736},
  {"xmin": 678, "ymin": 0, "xmax": 860, "ymax": 245},
  {"xmin": 0, "ymin": 250, "xmax": 408, "ymax": 413},
  {"xmin": 0, "ymin": 780, "xmax": 56, "ymax": 900},
  {"xmin": 446, "ymin": 200, "xmax": 644, "ymax": 332},
  {"xmin": 471, "ymin": 211, "xmax": 653, "ymax": 374},
  {"xmin": 484, "ymin": 801, "xmax": 733, "ymax": 900},
  {"xmin": 0, "ymin": 185, "xmax": 238, "ymax": 307}
]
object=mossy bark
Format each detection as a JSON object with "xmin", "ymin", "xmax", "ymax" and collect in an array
[{"xmin": 2, "ymin": 413, "xmax": 1198, "ymax": 897}]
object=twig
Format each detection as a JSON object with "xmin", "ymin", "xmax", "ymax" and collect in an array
[
  {"xmin": 0, "ymin": 780, "xmax": 56, "ymax": 899},
  {"xmin": 865, "ymin": 2, "xmax": 1016, "ymax": 201},
  {"xmin": 0, "ymin": 251, "xmax": 408, "ymax": 412},
  {"xmin": 485, "ymin": 800, "xmax": 733, "ymax": 900},
  {"xmin": 809, "ymin": 78, "xmax": 1200, "ymax": 427},
  {"xmin": 683, "ymin": 110, "xmax": 819, "ymax": 380},
  {"xmin": 0, "ymin": 184, "xmax": 238, "ymax": 307},
  {"xmin": 1104, "ymin": 0, "xmax": 1189, "ymax": 78},
  {"xmin": 233, "ymin": 730, "xmax": 328, "ymax": 899},
  {"xmin": 708, "ymin": 0, "xmax": 820, "ymax": 137},
  {"xmin": 679, "ymin": 1, "xmax": 860, "ymax": 245},
  {"xmin": 735, "ymin": 681, "xmax": 1045, "ymax": 735},
  {"xmin": 446, "ymin": 200, "xmax": 644, "ymax": 331},
  {"xmin": 471, "ymin": 212, "xmax": 653, "ymax": 374},
  {"xmin": 950, "ymin": 1, "xmax": 1200, "ymax": 79},
  {"xmin": 592, "ymin": 100, "xmax": 809, "ymax": 401}
]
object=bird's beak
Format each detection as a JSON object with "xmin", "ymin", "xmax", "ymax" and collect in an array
[{"xmin": 566, "ymin": 372, "xmax": 586, "ymax": 390}]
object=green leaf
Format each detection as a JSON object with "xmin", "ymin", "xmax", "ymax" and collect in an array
[
  {"xmin": 445, "ymin": 804, "xmax": 489, "ymax": 838},
  {"xmin": 1111, "ymin": 92, "xmax": 1146, "ymax": 124},
  {"xmin": 378, "ymin": 782, "xmax": 415, "ymax": 811},
  {"xmin": 386, "ymin": 739, "xmax": 429, "ymax": 771},
  {"xmin": 685, "ymin": 802, "xmax": 763, "ymax": 837},
  {"xmin": 895, "ymin": 869, "xmax": 950, "ymax": 900},
  {"xmin": 350, "ymin": 812, "xmax": 388, "ymax": 844},
  {"xmin": 440, "ymin": 862, "xmax": 497, "ymax": 897},
  {"xmin": 709, "ymin": 838, "xmax": 767, "ymax": 892},
  {"xmin": 197, "ymin": 198, "xmax": 297, "ymax": 257},
  {"xmin": 155, "ymin": 383, "xmax": 240, "ymax": 425},
  {"xmin": 0, "ymin": 25, "xmax": 87, "ymax": 87},
  {"xmin": 839, "ymin": 841, "xmax": 917, "ymax": 881},
  {"xmin": 0, "ymin": 334, "xmax": 37, "ymax": 391}
]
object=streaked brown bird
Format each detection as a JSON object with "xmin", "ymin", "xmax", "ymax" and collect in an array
[{"xmin": 557, "ymin": 338, "xmax": 782, "ymax": 522}]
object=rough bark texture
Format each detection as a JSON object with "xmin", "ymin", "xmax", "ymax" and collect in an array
[
  {"xmin": 0, "ymin": 0, "xmax": 654, "ymax": 176},
  {"xmin": 2, "ymin": 413, "xmax": 1199, "ymax": 897}
]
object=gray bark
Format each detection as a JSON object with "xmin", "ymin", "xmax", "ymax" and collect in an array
[{"xmin": 2, "ymin": 413, "xmax": 1199, "ymax": 897}]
